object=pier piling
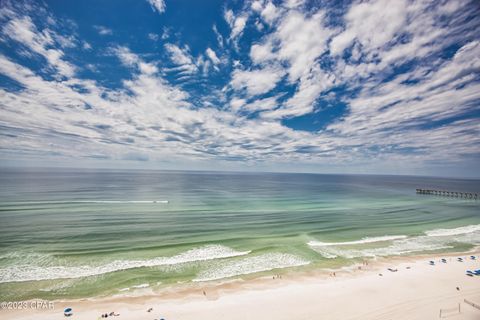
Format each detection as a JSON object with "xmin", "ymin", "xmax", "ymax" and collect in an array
[{"xmin": 416, "ymin": 188, "xmax": 478, "ymax": 199}]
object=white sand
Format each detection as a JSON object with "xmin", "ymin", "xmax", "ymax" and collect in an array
[{"xmin": 2, "ymin": 253, "xmax": 480, "ymax": 320}]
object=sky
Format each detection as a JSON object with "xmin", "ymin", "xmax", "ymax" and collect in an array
[{"xmin": 0, "ymin": 0, "xmax": 479, "ymax": 177}]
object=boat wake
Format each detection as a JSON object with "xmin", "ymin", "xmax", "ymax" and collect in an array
[{"xmin": 5, "ymin": 200, "xmax": 169, "ymax": 205}]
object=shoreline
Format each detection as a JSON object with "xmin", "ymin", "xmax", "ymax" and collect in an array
[{"xmin": 2, "ymin": 249, "xmax": 480, "ymax": 319}]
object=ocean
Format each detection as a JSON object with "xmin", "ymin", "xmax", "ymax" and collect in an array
[{"xmin": 0, "ymin": 168, "xmax": 479, "ymax": 300}]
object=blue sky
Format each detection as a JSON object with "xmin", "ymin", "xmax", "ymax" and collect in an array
[{"xmin": 0, "ymin": 0, "xmax": 479, "ymax": 177}]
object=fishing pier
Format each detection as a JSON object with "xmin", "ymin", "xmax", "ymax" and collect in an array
[{"xmin": 416, "ymin": 188, "xmax": 478, "ymax": 199}]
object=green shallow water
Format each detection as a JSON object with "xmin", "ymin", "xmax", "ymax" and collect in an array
[{"xmin": 0, "ymin": 168, "xmax": 479, "ymax": 300}]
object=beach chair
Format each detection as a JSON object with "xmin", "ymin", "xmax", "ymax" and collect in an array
[
  {"xmin": 441, "ymin": 258, "xmax": 447, "ymax": 263},
  {"xmin": 429, "ymin": 261, "xmax": 435, "ymax": 265},
  {"xmin": 470, "ymin": 256, "xmax": 476, "ymax": 260}
]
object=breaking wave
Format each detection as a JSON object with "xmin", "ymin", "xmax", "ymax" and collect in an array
[
  {"xmin": 425, "ymin": 224, "xmax": 480, "ymax": 237},
  {"xmin": 0, "ymin": 245, "xmax": 250, "ymax": 283},
  {"xmin": 309, "ymin": 224, "xmax": 480, "ymax": 259},
  {"xmin": 307, "ymin": 235, "xmax": 407, "ymax": 247},
  {"xmin": 193, "ymin": 253, "xmax": 310, "ymax": 282}
]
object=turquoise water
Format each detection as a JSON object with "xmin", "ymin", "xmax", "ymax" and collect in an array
[{"xmin": 0, "ymin": 168, "xmax": 479, "ymax": 300}]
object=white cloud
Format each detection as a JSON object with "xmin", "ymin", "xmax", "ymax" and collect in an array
[
  {"xmin": 251, "ymin": 9, "xmax": 334, "ymax": 81},
  {"xmin": 231, "ymin": 16, "xmax": 247, "ymax": 40},
  {"xmin": 330, "ymin": 0, "xmax": 408, "ymax": 56},
  {"xmin": 114, "ymin": 46, "xmax": 140, "ymax": 67},
  {"xmin": 225, "ymin": 9, "xmax": 248, "ymax": 41},
  {"xmin": 93, "ymin": 25, "xmax": 112, "ymax": 36},
  {"xmin": 147, "ymin": 0, "xmax": 166, "ymax": 14},
  {"xmin": 82, "ymin": 41, "xmax": 92, "ymax": 50},
  {"xmin": 85, "ymin": 63, "xmax": 97, "ymax": 72},
  {"xmin": 165, "ymin": 44, "xmax": 193, "ymax": 65},
  {"xmin": 0, "ymin": 0, "xmax": 478, "ymax": 175},
  {"xmin": 328, "ymin": 40, "xmax": 480, "ymax": 137},
  {"xmin": 2, "ymin": 15, "xmax": 75, "ymax": 77},
  {"xmin": 224, "ymin": 9, "xmax": 235, "ymax": 26},
  {"xmin": 205, "ymin": 47, "xmax": 220, "ymax": 65},
  {"xmin": 114, "ymin": 46, "xmax": 159, "ymax": 75},
  {"xmin": 53, "ymin": 34, "xmax": 76, "ymax": 48},
  {"xmin": 164, "ymin": 43, "xmax": 198, "ymax": 74},
  {"xmin": 274, "ymin": 10, "xmax": 333, "ymax": 82},
  {"xmin": 255, "ymin": 20, "xmax": 264, "ymax": 31},
  {"xmin": 242, "ymin": 96, "xmax": 279, "ymax": 113},
  {"xmin": 262, "ymin": 65, "xmax": 335, "ymax": 119},
  {"xmin": 260, "ymin": 1, "xmax": 280, "ymax": 25},
  {"xmin": 252, "ymin": 1, "xmax": 263, "ymax": 12},
  {"xmin": 148, "ymin": 33, "xmax": 159, "ymax": 41},
  {"xmin": 161, "ymin": 27, "xmax": 170, "ymax": 40},
  {"xmin": 231, "ymin": 66, "xmax": 285, "ymax": 96},
  {"xmin": 248, "ymin": 8, "xmax": 336, "ymax": 119},
  {"xmin": 250, "ymin": 42, "xmax": 275, "ymax": 64},
  {"xmin": 212, "ymin": 25, "xmax": 224, "ymax": 48},
  {"xmin": 284, "ymin": 0, "xmax": 305, "ymax": 9},
  {"xmin": 138, "ymin": 62, "xmax": 158, "ymax": 75},
  {"xmin": 230, "ymin": 97, "xmax": 246, "ymax": 112}
]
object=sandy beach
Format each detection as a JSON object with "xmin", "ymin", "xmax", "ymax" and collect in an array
[{"xmin": 2, "ymin": 251, "xmax": 480, "ymax": 320}]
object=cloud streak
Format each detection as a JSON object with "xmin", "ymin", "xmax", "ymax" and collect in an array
[{"xmin": 147, "ymin": 0, "xmax": 166, "ymax": 14}]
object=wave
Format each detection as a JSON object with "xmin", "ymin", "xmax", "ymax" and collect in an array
[
  {"xmin": 193, "ymin": 253, "xmax": 310, "ymax": 282},
  {"xmin": 119, "ymin": 283, "xmax": 154, "ymax": 292},
  {"xmin": 310, "ymin": 236, "xmax": 453, "ymax": 259},
  {"xmin": 424, "ymin": 224, "xmax": 480, "ymax": 237},
  {"xmin": 307, "ymin": 235, "xmax": 407, "ymax": 247},
  {"xmin": 308, "ymin": 224, "xmax": 480, "ymax": 259},
  {"xmin": 0, "ymin": 245, "xmax": 250, "ymax": 283}
]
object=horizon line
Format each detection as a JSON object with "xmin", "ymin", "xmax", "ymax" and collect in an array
[{"xmin": 1, "ymin": 164, "xmax": 479, "ymax": 181}]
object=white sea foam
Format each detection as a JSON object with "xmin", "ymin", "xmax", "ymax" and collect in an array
[
  {"xmin": 193, "ymin": 253, "xmax": 310, "ymax": 282},
  {"xmin": 424, "ymin": 224, "xmax": 480, "ymax": 237},
  {"xmin": 310, "ymin": 236, "xmax": 453, "ymax": 259},
  {"xmin": 307, "ymin": 235, "xmax": 407, "ymax": 247},
  {"xmin": 0, "ymin": 245, "xmax": 250, "ymax": 283},
  {"xmin": 0, "ymin": 251, "xmax": 54, "ymax": 265},
  {"xmin": 309, "ymin": 224, "xmax": 480, "ymax": 259}
]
